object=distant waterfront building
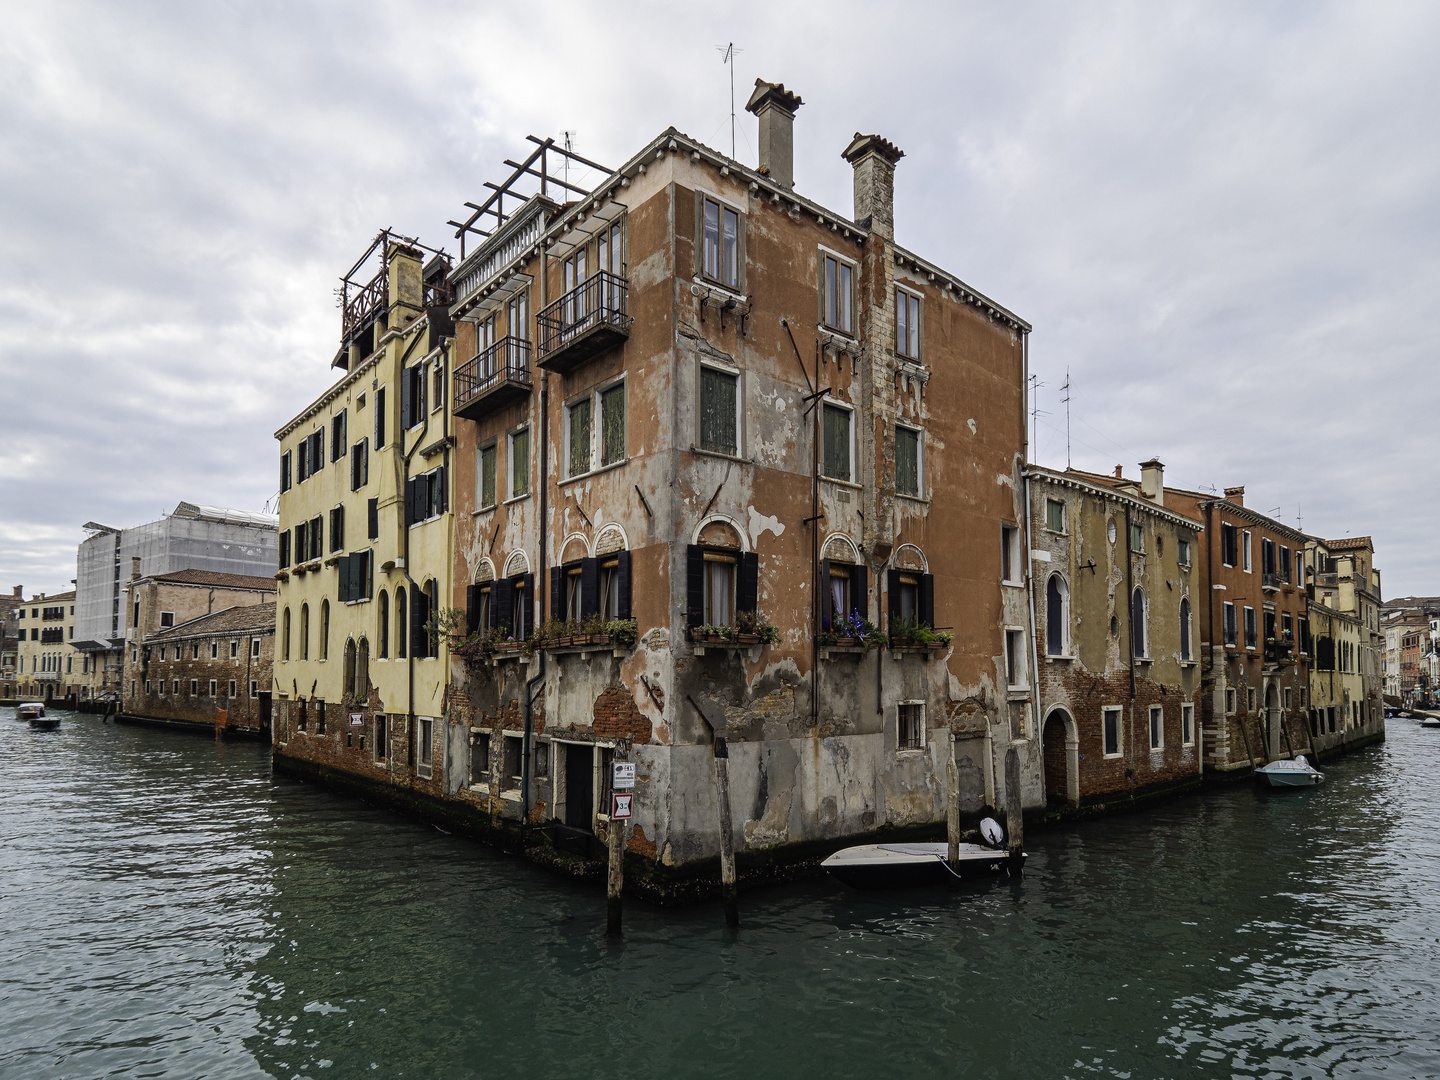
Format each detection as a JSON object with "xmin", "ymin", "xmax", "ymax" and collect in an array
[
  {"xmin": 1304, "ymin": 536, "xmax": 1384, "ymax": 742},
  {"xmin": 13, "ymin": 589, "xmax": 79, "ymax": 702},
  {"xmin": 74, "ymin": 502, "xmax": 278, "ymax": 700},
  {"xmin": 1, "ymin": 586, "xmax": 21, "ymax": 696}
]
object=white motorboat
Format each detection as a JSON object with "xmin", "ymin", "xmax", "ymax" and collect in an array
[
  {"xmin": 823, "ymin": 817, "xmax": 1022, "ymax": 888},
  {"xmin": 16, "ymin": 702, "xmax": 45, "ymax": 721},
  {"xmin": 1255, "ymin": 756, "xmax": 1323, "ymax": 788},
  {"xmin": 1419, "ymin": 713, "xmax": 1440, "ymax": 728}
]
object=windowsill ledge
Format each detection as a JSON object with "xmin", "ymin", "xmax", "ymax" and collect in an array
[
  {"xmin": 689, "ymin": 446, "xmax": 753, "ymax": 465},
  {"xmin": 1180, "ymin": 660, "xmax": 1198, "ymax": 668},
  {"xmin": 820, "ymin": 476, "xmax": 863, "ymax": 492},
  {"xmin": 1001, "ymin": 578, "xmax": 1025, "ymax": 589},
  {"xmin": 560, "ymin": 457, "xmax": 631, "ymax": 488},
  {"xmin": 1045, "ymin": 654, "xmax": 1077, "ymax": 663},
  {"xmin": 896, "ymin": 493, "xmax": 930, "ymax": 506},
  {"xmin": 472, "ymin": 504, "xmax": 498, "ymax": 517},
  {"xmin": 503, "ymin": 493, "xmax": 531, "ymax": 506},
  {"xmin": 1134, "ymin": 657, "xmax": 1154, "ymax": 666},
  {"xmin": 819, "ymin": 644, "xmax": 868, "ymax": 661}
]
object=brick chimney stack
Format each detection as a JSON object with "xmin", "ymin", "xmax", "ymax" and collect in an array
[
  {"xmin": 842, "ymin": 133, "xmax": 904, "ymax": 240},
  {"xmin": 11, "ymin": 586, "xmax": 20, "ymax": 598},
  {"xmin": 131, "ymin": 557, "xmax": 142, "ymax": 580},
  {"xmin": 745, "ymin": 79, "xmax": 803, "ymax": 190},
  {"xmin": 1140, "ymin": 458, "xmax": 1165, "ymax": 506},
  {"xmin": 1224, "ymin": 486, "xmax": 1245, "ymax": 507}
]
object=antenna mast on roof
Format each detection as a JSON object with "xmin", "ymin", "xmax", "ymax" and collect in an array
[
  {"xmin": 1061, "ymin": 368, "xmax": 1072, "ymax": 469},
  {"xmin": 1028, "ymin": 374, "xmax": 1045, "ymax": 463},
  {"xmin": 563, "ymin": 131, "xmax": 574, "ymax": 190},
  {"xmin": 720, "ymin": 43, "xmax": 740, "ymax": 158}
]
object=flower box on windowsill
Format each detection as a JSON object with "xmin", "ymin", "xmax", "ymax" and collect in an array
[
  {"xmin": 820, "ymin": 643, "xmax": 868, "ymax": 660},
  {"xmin": 889, "ymin": 643, "xmax": 948, "ymax": 661},
  {"xmin": 545, "ymin": 634, "xmax": 630, "ymax": 659}
]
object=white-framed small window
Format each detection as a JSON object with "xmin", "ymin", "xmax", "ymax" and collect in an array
[
  {"xmin": 230, "ymin": 640, "xmax": 239, "ymax": 659},
  {"xmin": 469, "ymin": 729, "xmax": 491, "ymax": 787},
  {"xmin": 896, "ymin": 285, "xmax": 922, "ymax": 360},
  {"xmin": 145, "ymin": 680, "xmax": 152, "ymax": 694},
  {"xmin": 208, "ymin": 679, "xmax": 217, "ymax": 697},
  {"xmin": 251, "ymin": 638, "xmax": 261, "ymax": 658},
  {"xmin": 210, "ymin": 642, "xmax": 219, "ymax": 659},
  {"xmin": 1103, "ymin": 706, "xmax": 1123, "ymax": 757},
  {"xmin": 1242, "ymin": 529, "xmax": 1253, "ymax": 572},
  {"xmin": 699, "ymin": 192, "xmax": 742, "ymax": 290},
  {"xmin": 173, "ymin": 680, "xmax": 180, "ymax": 695},
  {"xmin": 1182, "ymin": 703, "xmax": 1194, "ymax": 746},
  {"xmin": 895, "ymin": 423, "xmax": 922, "ymax": 497},
  {"xmin": 228, "ymin": 679, "xmax": 237, "ymax": 698},
  {"xmin": 477, "ymin": 441, "xmax": 498, "ymax": 510},
  {"xmin": 1178, "ymin": 538, "xmax": 1191, "ymax": 567},
  {"xmin": 1045, "ymin": 499, "xmax": 1066, "ymax": 534},
  {"xmin": 820, "ymin": 247, "xmax": 855, "ymax": 335},
  {"xmin": 1149, "ymin": 704, "xmax": 1164, "ymax": 750},
  {"xmin": 897, "ymin": 701, "xmax": 925, "ymax": 751},
  {"xmin": 699, "ymin": 361, "xmax": 741, "ymax": 457},
  {"xmin": 821, "ymin": 401, "xmax": 855, "ymax": 483},
  {"xmin": 565, "ymin": 392, "xmax": 593, "ymax": 479},
  {"xmin": 159, "ymin": 611, "xmax": 175, "ymax": 628},
  {"xmin": 1045, "ymin": 574, "xmax": 1070, "ymax": 656},
  {"xmin": 1001, "ymin": 525, "xmax": 1022, "ymax": 585},
  {"xmin": 249, "ymin": 680, "xmax": 259, "ymax": 697},
  {"xmin": 1005, "ymin": 628, "xmax": 1027, "ymax": 689},
  {"xmin": 417, "ymin": 716, "xmax": 435, "ymax": 778}
]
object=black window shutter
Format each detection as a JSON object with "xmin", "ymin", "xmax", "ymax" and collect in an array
[
  {"xmin": 494, "ymin": 580, "xmax": 514, "ymax": 638},
  {"xmin": 550, "ymin": 567, "xmax": 564, "ymax": 620},
  {"xmin": 521, "ymin": 574, "xmax": 535, "ymax": 638},
  {"xmin": 438, "ymin": 466, "xmax": 448, "ymax": 513},
  {"xmin": 920, "ymin": 574, "xmax": 935, "ymax": 628},
  {"xmin": 887, "ymin": 570, "xmax": 901, "ymax": 623},
  {"xmin": 616, "ymin": 551, "xmax": 632, "ymax": 620},
  {"xmin": 280, "ymin": 531, "xmax": 290, "ymax": 569},
  {"xmin": 411, "ymin": 587, "xmax": 427, "ymax": 657},
  {"xmin": 404, "ymin": 478, "xmax": 415, "ymax": 526},
  {"xmin": 401, "ymin": 368, "xmax": 412, "ymax": 429},
  {"xmin": 849, "ymin": 564, "xmax": 868, "ymax": 621},
  {"xmin": 375, "ymin": 387, "xmax": 385, "ymax": 448},
  {"xmin": 368, "ymin": 498, "xmax": 378, "ymax": 540},
  {"xmin": 819, "ymin": 558, "xmax": 832, "ymax": 630},
  {"xmin": 686, "ymin": 545, "xmax": 705, "ymax": 628},
  {"xmin": 281, "ymin": 452, "xmax": 291, "ymax": 492},
  {"xmin": 580, "ymin": 558, "xmax": 600, "ymax": 617},
  {"xmin": 466, "ymin": 585, "xmax": 478, "ymax": 634},
  {"xmin": 364, "ymin": 551, "xmax": 372, "ymax": 600},
  {"xmin": 337, "ymin": 555, "xmax": 351, "ymax": 603},
  {"xmin": 361, "ymin": 439, "xmax": 369, "ymax": 486},
  {"xmin": 313, "ymin": 432, "xmax": 324, "ymax": 472},
  {"xmin": 336, "ymin": 505, "xmax": 344, "ymax": 550},
  {"xmin": 738, "ymin": 552, "xmax": 758, "ymax": 613}
]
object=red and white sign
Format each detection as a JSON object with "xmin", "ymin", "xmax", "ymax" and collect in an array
[{"xmin": 611, "ymin": 793, "xmax": 633, "ymax": 819}]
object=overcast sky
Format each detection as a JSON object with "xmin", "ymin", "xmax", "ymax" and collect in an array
[{"xmin": 2, "ymin": 1, "xmax": 1436, "ymax": 597}]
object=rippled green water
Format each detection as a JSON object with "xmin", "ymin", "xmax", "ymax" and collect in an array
[{"xmin": 2, "ymin": 711, "xmax": 1437, "ymax": 1078}]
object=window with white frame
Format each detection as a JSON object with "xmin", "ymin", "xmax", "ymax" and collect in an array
[
  {"xmin": 700, "ymin": 195, "xmax": 741, "ymax": 290},
  {"xmin": 418, "ymin": 717, "xmax": 435, "ymax": 777},
  {"xmin": 1103, "ymin": 707, "xmax": 1122, "ymax": 757},
  {"xmin": 822, "ymin": 402, "xmax": 853, "ymax": 482},
  {"xmin": 821, "ymin": 250, "xmax": 854, "ymax": 334},
  {"xmin": 1005, "ymin": 629, "xmax": 1027, "ymax": 688},
  {"xmin": 250, "ymin": 680, "xmax": 259, "ymax": 698},
  {"xmin": 1131, "ymin": 587, "xmax": 1148, "ymax": 658},
  {"xmin": 1244, "ymin": 606, "xmax": 1257, "ymax": 649},
  {"xmin": 896, "ymin": 287, "xmax": 922, "ymax": 360},
  {"xmin": 228, "ymin": 679, "xmax": 237, "ymax": 698},
  {"xmin": 895, "ymin": 424, "xmax": 921, "ymax": 497},
  {"xmin": 1045, "ymin": 499, "xmax": 1066, "ymax": 533},
  {"xmin": 1242, "ymin": 529, "xmax": 1253, "ymax": 572},
  {"xmin": 1223, "ymin": 602, "xmax": 1238, "ymax": 646},
  {"xmin": 1001, "ymin": 525, "xmax": 1021, "ymax": 584},
  {"xmin": 251, "ymin": 638, "xmax": 261, "ymax": 658},
  {"xmin": 700, "ymin": 364, "xmax": 739, "ymax": 456},
  {"xmin": 897, "ymin": 702, "xmax": 924, "ymax": 751},
  {"xmin": 1045, "ymin": 574, "xmax": 1069, "ymax": 656},
  {"xmin": 1178, "ymin": 538, "xmax": 1191, "ymax": 567},
  {"xmin": 230, "ymin": 640, "xmax": 239, "ymax": 659},
  {"xmin": 1149, "ymin": 704, "xmax": 1164, "ymax": 750},
  {"xmin": 1182, "ymin": 703, "xmax": 1194, "ymax": 746}
]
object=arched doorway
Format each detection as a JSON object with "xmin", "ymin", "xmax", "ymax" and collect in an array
[{"xmin": 1042, "ymin": 708, "xmax": 1079, "ymax": 807}]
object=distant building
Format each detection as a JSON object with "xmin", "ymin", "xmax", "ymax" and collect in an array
[
  {"xmin": 1381, "ymin": 596, "xmax": 1440, "ymax": 703},
  {"xmin": 1304, "ymin": 536, "xmax": 1384, "ymax": 745},
  {"xmin": 126, "ymin": 602, "xmax": 275, "ymax": 735},
  {"xmin": 13, "ymin": 590, "xmax": 80, "ymax": 702},
  {"xmin": 75, "ymin": 502, "xmax": 278, "ymax": 700},
  {"xmin": 1, "ymin": 586, "xmax": 21, "ymax": 696}
]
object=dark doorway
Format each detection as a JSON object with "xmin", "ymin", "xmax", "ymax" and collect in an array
[
  {"xmin": 565, "ymin": 744, "xmax": 594, "ymax": 830},
  {"xmin": 1042, "ymin": 712, "xmax": 1071, "ymax": 805},
  {"xmin": 258, "ymin": 692, "xmax": 272, "ymax": 735}
]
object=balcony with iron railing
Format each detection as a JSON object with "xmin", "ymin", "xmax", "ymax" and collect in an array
[
  {"xmin": 536, "ymin": 271, "xmax": 631, "ymax": 375},
  {"xmin": 1265, "ymin": 636, "xmax": 1295, "ymax": 664},
  {"xmin": 1262, "ymin": 570, "xmax": 1291, "ymax": 592},
  {"xmin": 454, "ymin": 337, "xmax": 533, "ymax": 421}
]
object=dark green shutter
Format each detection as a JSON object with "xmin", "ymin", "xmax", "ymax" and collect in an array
[
  {"xmin": 849, "ymin": 564, "xmax": 868, "ymax": 622},
  {"xmin": 887, "ymin": 570, "xmax": 901, "ymax": 624},
  {"xmin": 616, "ymin": 551, "xmax": 632, "ymax": 620},
  {"xmin": 580, "ymin": 559, "xmax": 599, "ymax": 617},
  {"xmin": 920, "ymin": 574, "xmax": 935, "ymax": 628},
  {"xmin": 819, "ymin": 559, "xmax": 832, "ymax": 630},
  {"xmin": 550, "ymin": 567, "xmax": 564, "ymax": 620},
  {"xmin": 685, "ymin": 546, "xmax": 704, "ymax": 628},
  {"xmin": 337, "ymin": 555, "xmax": 351, "ymax": 603},
  {"xmin": 737, "ymin": 552, "xmax": 758, "ymax": 613}
]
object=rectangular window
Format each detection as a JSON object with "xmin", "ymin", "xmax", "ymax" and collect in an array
[
  {"xmin": 1279, "ymin": 545, "xmax": 1291, "ymax": 580},
  {"xmin": 821, "ymin": 253, "xmax": 854, "ymax": 334},
  {"xmin": 478, "ymin": 444, "xmax": 497, "ymax": 509},
  {"xmin": 700, "ymin": 366, "xmax": 739, "ymax": 456},
  {"xmin": 331, "ymin": 409, "xmax": 347, "ymax": 462},
  {"xmin": 822, "ymin": 403, "xmax": 852, "ymax": 482},
  {"xmin": 470, "ymin": 731, "xmax": 491, "ymax": 786},
  {"xmin": 1248, "ymin": 687, "xmax": 1257, "ymax": 712},
  {"xmin": 1226, "ymin": 687, "xmax": 1236, "ymax": 714},
  {"xmin": 432, "ymin": 360, "xmax": 446, "ymax": 412},
  {"xmin": 350, "ymin": 438, "xmax": 369, "ymax": 491},
  {"xmin": 228, "ymin": 679, "xmax": 237, "ymax": 698},
  {"xmin": 280, "ymin": 451, "xmax": 292, "ymax": 493},
  {"xmin": 1262, "ymin": 537, "xmax": 1276, "ymax": 575},
  {"xmin": 418, "ymin": 717, "xmax": 434, "ymax": 776},
  {"xmin": 329, "ymin": 506, "xmax": 344, "ymax": 552},
  {"xmin": 895, "ymin": 425, "xmax": 921, "ymax": 497},
  {"xmin": 230, "ymin": 640, "xmax": 239, "ymax": 659},
  {"xmin": 600, "ymin": 382, "xmax": 626, "ymax": 466},
  {"xmin": 211, "ymin": 642, "xmax": 219, "ymax": 659},
  {"xmin": 1242, "ymin": 529, "xmax": 1253, "ymax": 572},
  {"xmin": 567, "ymin": 396, "xmax": 592, "ymax": 478},
  {"xmin": 374, "ymin": 387, "xmax": 386, "ymax": 449},
  {"xmin": 367, "ymin": 497, "xmax": 379, "ymax": 540},
  {"xmin": 1244, "ymin": 606, "xmax": 1257, "ymax": 649},
  {"xmin": 896, "ymin": 288, "xmax": 922, "ymax": 359},
  {"xmin": 1046, "ymin": 499, "xmax": 1066, "ymax": 533},
  {"xmin": 208, "ymin": 679, "xmax": 217, "ymax": 697},
  {"xmin": 250, "ymin": 680, "xmax": 258, "ymax": 697},
  {"xmin": 510, "ymin": 428, "xmax": 530, "ymax": 497},
  {"xmin": 252, "ymin": 638, "xmax": 261, "ymax": 658},
  {"xmin": 1178, "ymin": 539, "xmax": 1191, "ymax": 567},
  {"xmin": 1149, "ymin": 705, "xmax": 1164, "ymax": 750},
  {"xmin": 1103, "ymin": 707, "xmax": 1122, "ymax": 757},
  {"xmin": 703, "ymin": 554, "xmax": 736, "ymax": 627},
  {"xmin": 1221, "ymin": 522, "xmax": 1237, "ymax": 567},
  {"xmin": 279, "ymin": 530, "xmax": 291, "ymax": 569},
  {"xmin": 1223, "ymin": 602, "xmax": 1237, "ymax": 646},
  {"xmin": 159, "ymin": 611, "xmax": 175, "ymax": 628},
  {"xmin": 1005, "ymin": 629, "xmax": 1026, "ymax": 688},
  {"xmin": 701, "ymin": 196, "xmax": 740, "ymax": 289},
  {"xmin": 1182, "ymin": 703, "xmax": 1195, "ymax": 746},
  {"xmin": 897, "ymin": 703, "xmax": 923, "ymax": 751},
  {"xmin": 374, "ymin": 714, "xmax": 388, "ymax": 761},
  {"xmin": 502, "ymin": 736, "xmax": 523, "ymax": 791},
  {"xmin": 310, "ymin": 515, "xmax": 323, "ymax": 560},
  {"xmin": 1284, "ymin": 687, "xmax": 1292, "ymax": 709},
  {"xmin": 1001, "ymin": 525, "xmax": 1020, "ymax": 584},
  {"xmin": 1129, "ymin": 522, "xmax": 1145, "ymax": 553}
]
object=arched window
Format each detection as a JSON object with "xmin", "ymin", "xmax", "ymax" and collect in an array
[
  {"xmin": 355, "ymin": 637, "xmax": 369, "ymax": 701},
  {"xmin": 378, "ymin": 590, "xmax": 389, "ymax": 658},
  {"xmin": 1131, "ymin": 587, "xmax": 1147, "ymax": 658},
  {"xmin": 422, "ymin": 578, "xmax": 439, "ymax": 658},
  {"xmin": 1046, "ymin": 574, "xmax": 1069, "ymax": 656},
  {"xmin": 395, "ymin": 588, "xmax": 407, "ymax": 659},
  {"xmin": 319, "ymin": 600, "xmax": 330, "ymax": 661},
  {"xmin": 300, "ymin": 603, "xmax": 310, "ymax": 661},
  {"xmin": 343, "ymin": 638, "xmax": 357, "ymax": 698},
  {"xmin": 1179, "ymin": 597, "xmax": 1192, "ymax": 661}
]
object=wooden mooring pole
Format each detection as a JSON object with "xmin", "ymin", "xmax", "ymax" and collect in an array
[
  {"xmin": 714, "ymin": 736, "xmax": 739, "ymax": 929},
  {"xmin": 946, "ymin": 736, "xmax": 960, "ymax": 866},
  {"xmin": 606, "ymin": 815, "xmax": 625, "ymax": 937},
  {"xmin": 1003, "ymin": 746, "xmax": 1025, "ymax": 875}
]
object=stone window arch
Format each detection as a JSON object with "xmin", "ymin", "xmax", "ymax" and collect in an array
[
  {"xmin": 395, "ymin": 587, "xmax": 407, "ymax": 659},
  {"xmin": 1180, "ymin": 597, "xmax": 1192, "ymax": 661},
  {"xmin": 378, "ymin": 590, "xmax": 389, "ymax": 658},
  {"xmin": 1045, "ymin": 573, "xmax": 1069, "ymax": 656},
  {"xmin": 1131, "ymin": 586, "xmax": 1148, "ymax": 658},
  {"xmin": 300, "ymin": 603, "xmax": 310, "ymax": 661}
]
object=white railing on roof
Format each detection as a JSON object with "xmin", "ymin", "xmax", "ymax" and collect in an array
[{"xmin": 451, "ymin": 201, "xmax": 547, "ymax": 313}]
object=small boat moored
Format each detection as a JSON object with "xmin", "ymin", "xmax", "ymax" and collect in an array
[
  {"xmin": 1255, "ymin": 755, "xmax": 1323, "ymax": 788},
  {"xmin": 18, "ymin": 702, "xmax": 59, "ymax": 730},
  {"xmin": 823, "ymin": 817, "xmax": 1022, "ymax": 889}
]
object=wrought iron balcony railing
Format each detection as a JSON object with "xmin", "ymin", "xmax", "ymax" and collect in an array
[
  {"xmin": 454, "ymin": 337, "xmax": 532, "ymax": 421},
  {"xmin": 536, "ymin": 271, "xmax": 631, "ymax": 374},
  {"xmin": 1262, "ymin": 571, "xmax": 1290, "ymax": 591}
]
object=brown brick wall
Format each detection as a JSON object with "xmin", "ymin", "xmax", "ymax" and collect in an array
[{"xmin": 134, "ymin": 631, "xmax": 273, "ymax": 730}]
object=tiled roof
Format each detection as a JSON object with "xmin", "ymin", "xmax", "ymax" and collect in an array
[
  {"xmin": 1323, "ymin": 536, "xmax": 1373, "ymax": 552},
  {"xmin": 148, "ymin": 602, "xmax": 276, "ymax": 641},
  {"xmin": 147, "ymin": 570, "xmax": 276, "ymax": 592}
]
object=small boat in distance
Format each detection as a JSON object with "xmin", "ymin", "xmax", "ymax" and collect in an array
[
  {"xmin": 823, "ymin": 817, "xmax": 1022, "ymax": 889},
  {"xmin": 16, "ymin": 702, "xmax": 45, "ymax": 720},
  {"xmin": 1256, "ymin": 756, "xmax": 1323, "ymax": 788}
]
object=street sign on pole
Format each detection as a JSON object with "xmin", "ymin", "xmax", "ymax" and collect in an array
[
  {"xmin": 611, "ymin": 793, "xmax": 633, "ymax": 819},
  {"xmin": 612, "ymin": 761, "xmax": 636, "ymax": 790}
]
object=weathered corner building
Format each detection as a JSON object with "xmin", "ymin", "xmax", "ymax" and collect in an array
[
  {"xmin": 1304, "ymin": 535, "xmax": 1385, "ymax": 752},
  {"xmin": 435, "ymin": 82, "xmax": 1038, "ymax": 883},
  {"xmin": 1027, "ymin": 464, "xmax": 1204, "ymax": 809}
]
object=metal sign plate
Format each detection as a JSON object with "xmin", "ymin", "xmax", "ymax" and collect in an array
[
  {"xmin": 612, "ymin": 761, "xmax": 636, "ymax": 789},
  {"xmin": 611, "ymin": 793, "xmax": 633, "ymax": 819}
]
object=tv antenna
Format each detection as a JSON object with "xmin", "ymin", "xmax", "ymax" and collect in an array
[
  {"xmin": 718, "ymin": 43, "xmax": 741, "ymax": 158},
  {"xmin": 563, "ymin": 130, "xmax": 575, "ymax": 189},
  {"xmin": 1028, "ymin": 374, "xmax": 1046, "ymax": 461},
  {"xmin": 1060, "ymin": 368, "xmax": 1072, "ymax": 469}
]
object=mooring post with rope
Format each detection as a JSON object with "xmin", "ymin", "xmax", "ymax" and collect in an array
[
  {"xmin": 1003, "ymin": 746, "xmax": 1025, "ymax": 875},
  {"xmin": 946, "ymin": 735, "xmax": 961, "ymax": 867}
]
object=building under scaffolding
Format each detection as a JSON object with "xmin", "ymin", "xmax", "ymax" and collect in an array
[{"xmin": 73, "ymin": 502, "xmax": 278, "ymax": 696}]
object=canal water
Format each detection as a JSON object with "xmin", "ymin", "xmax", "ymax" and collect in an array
[{"xmin": 2, "ymin": 712, "xmax": 1438, "ymax": 1079}]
